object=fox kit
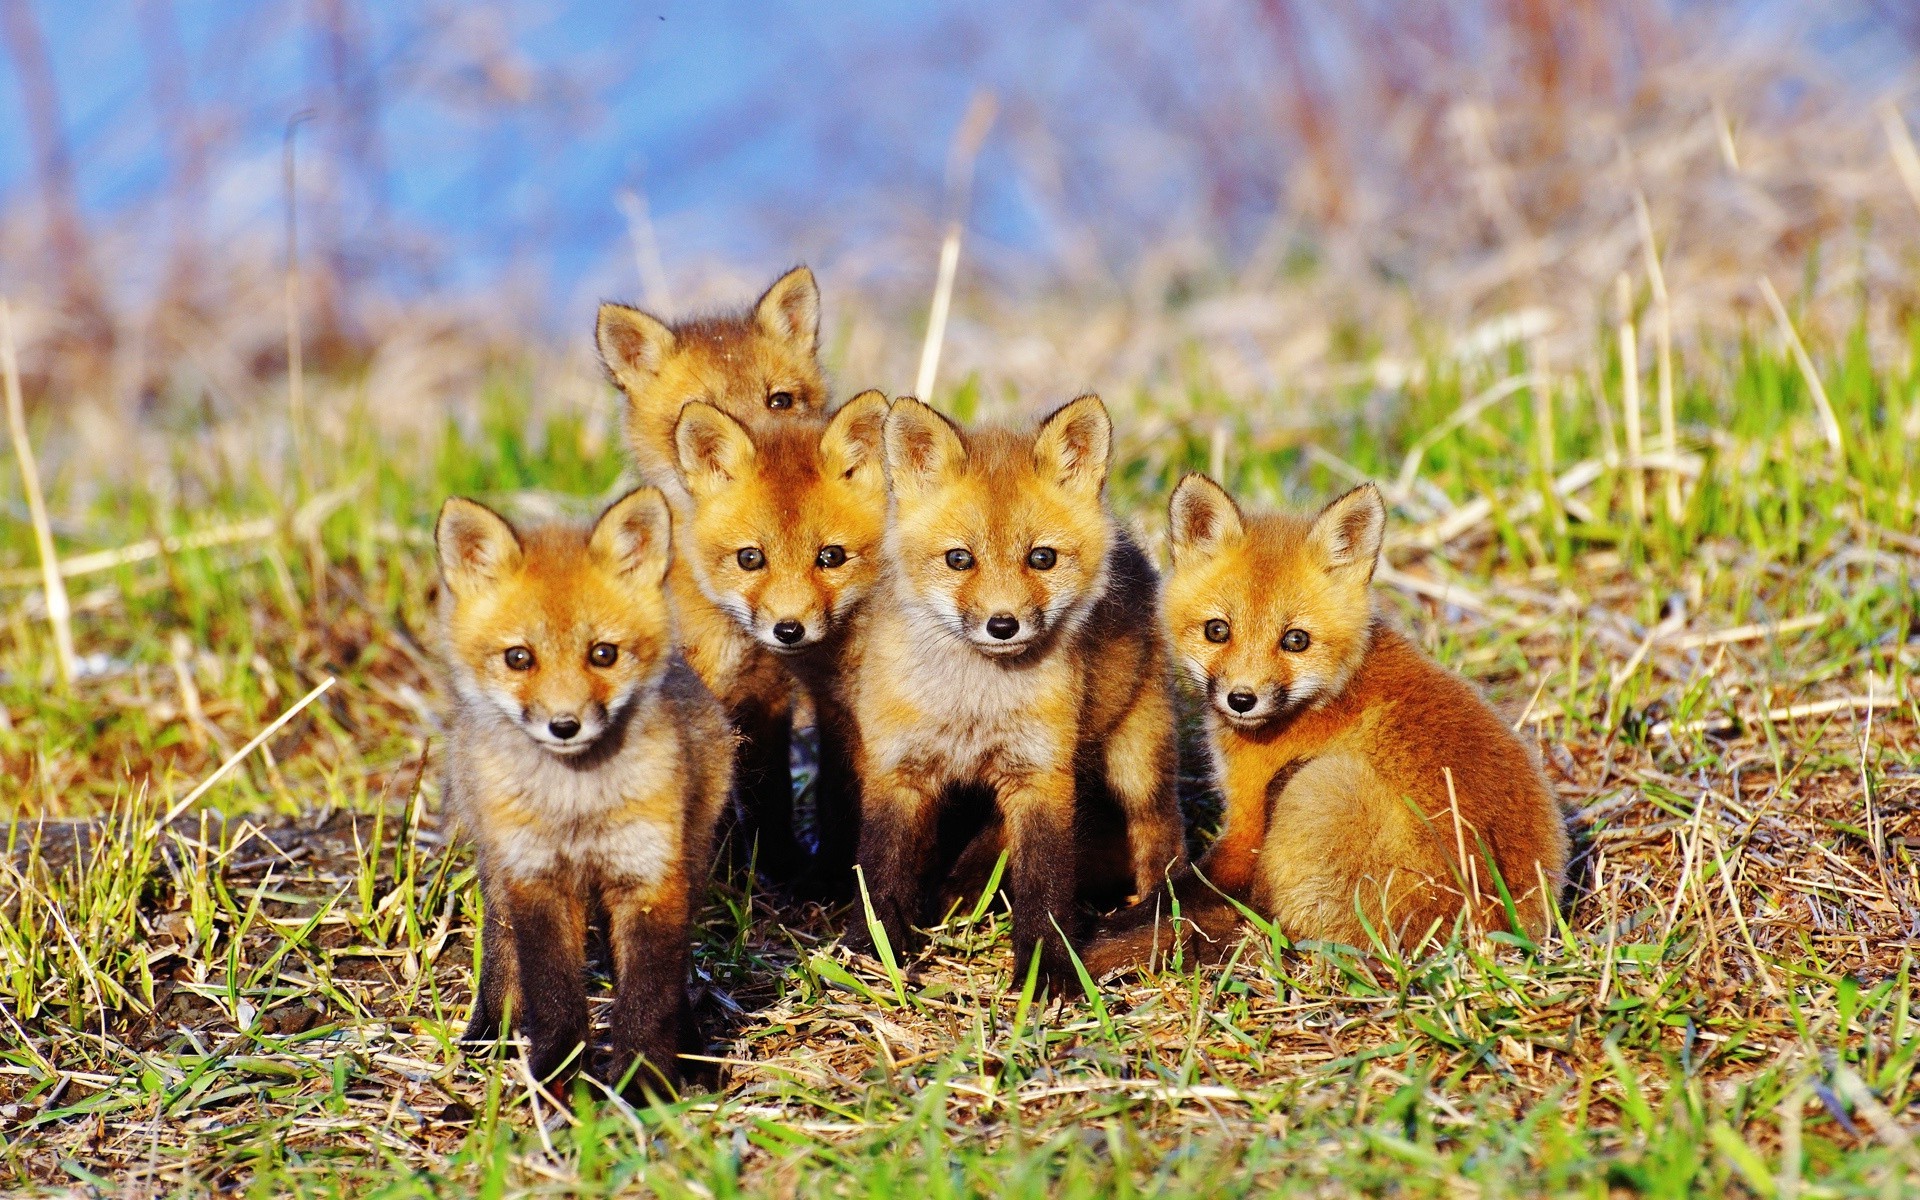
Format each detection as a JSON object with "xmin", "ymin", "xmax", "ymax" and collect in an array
[
  {"xmin": 849, "ymin": 396, "xmax": 1186, "ymax": 986},
  {"xmin": 595, "ymin": 266, "xmax": 826, "ymax": 882},
  {"xmin": 1084, "ymin": 477, "xmax": 1567, "ymax": 974},
  {"xmin": 672, "ymin": 391, "xmax": 893, "ymax": 891},
  {"xmin": 437, "ymin": 489, "xmax": 732, "ymax": 1094}
]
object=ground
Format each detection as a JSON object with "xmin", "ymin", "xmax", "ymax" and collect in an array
[{"xmin": 1, "ymin": 328, "xmax": 1917, "ymax": 1196}]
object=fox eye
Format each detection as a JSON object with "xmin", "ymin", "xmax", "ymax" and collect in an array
[
  {"xmin": 945, "ymin": 548, "xmax": 975, "ymax": 571},
  {"xmin": 816, "ymin": 545, "xmax": 846, "ymax": 568},
  {"xmin": 1281, "ymin": 628, "xmax": 1310, "ymax": 652},
  {"xmin": 1203, "ymin": 619, "xmax": 1230, "ymax": 644},
  {"xmin": 1026, "ymin": 547, "xmax": 1057, "ymax": 570},
  {"xmin": 737, "ymin": 547, "xmax": 766, "ymax": 571},
  {"xmin": 588, "ymin": 643, "xmax": 619, "ymax": 667},
  {"xmin": 767, "ymin": 391, "xmax": 795, "ymax": 410},
  {"xmin": 503, "ymin": 646, "xmax": 535, "ymax": 671}
]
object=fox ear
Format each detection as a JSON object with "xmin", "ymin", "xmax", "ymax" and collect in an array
[
  {"xmin": 674, "ymin": 402, "xmax": 757, "ymax": 494},
  {"xmin": 754, "ymin": 265, "xmax": 820, "ymax": 353},
  {"xmin": 591, "ymin": 488, "xmax": 672, "ymax": 586},
  {"xmin": 822, "ymin": 390, "xmax": 891, "ymax": 488},
  {"xmin": 436, "ymin": 498, "xmax": 521, "ymax": 596},
  {"xmin": 1308, "ymin": 483, "xmax": 1386, "ymax": 581},
  {"xmin": 883, "ymin": 397, "xmax": 967, "ymax": 496},
  {"xmin": 1167, "ymin": 474, "xmax": 1244, "ymax": 565},
  {"xmin": 1033, "ymin": 394, "xmax": 1111, "ymax": 494},
  {"xmin": 597, "ymin": 302, "xmax": 676, "ymax": 395}
]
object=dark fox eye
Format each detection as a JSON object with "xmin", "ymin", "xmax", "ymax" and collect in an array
[
  {"xmin": 945, "ymin": 548, "xmax": 975, "ymax": 571},
  {"xmin": 1281, "ymin": 628, "xmax": 1310, "ymax": 652},
  {"xmin": 1204, "ymin": 619, "xmax": 1230, "ymax": 644},
  {"xmin": 588, "ymin": 643, "xmax": 619, "ymax": 667},
  {"xmin": 504, "ymin": 646, "xmax": 534, "ymax": 671},
  {"xmin": 768, "ymin": 391, "xmax": 795, "ymax": 410},
  {"xmin": 1026, "ymin": 547, "xmax": 1057, "ymax": 570},
  {"xmin": 816, "ymin": 545, "xmax": 846, "ymax": 568},
  {"xmin": 737, "ymin": 547, "xmax": 766, "ymax": 570}
]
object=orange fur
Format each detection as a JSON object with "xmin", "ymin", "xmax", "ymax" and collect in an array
[
  {"xmin": 435, "ymin": 490, "xmax": 733, "ymax": 1094},
  {"xmin": 595, "ymin": 266, "xmax": 829, "ymax": 881},
  {"xmin": 849, "ymin": 396, "xmax": 1185, "ymax": 986},
  {"xmin": 1083, "ymin": 477, "xmax": 1568, "ymax": 974}
]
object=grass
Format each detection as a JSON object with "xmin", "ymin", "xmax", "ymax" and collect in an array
[{"xmin": 0, "ymin": 298, "xmax": 1916, "ymax": 1196}]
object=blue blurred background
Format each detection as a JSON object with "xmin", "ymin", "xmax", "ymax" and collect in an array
[{"xmin": 0, "ymin": 1, "xmax": 1911, "ymax": 351}]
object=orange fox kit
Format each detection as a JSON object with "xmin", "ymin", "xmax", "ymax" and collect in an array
[
  {"xmin": 437, "ymin": 489, "xmax": 732, "ymax": 1094},
  {"xmin": 595, "ymin": 266, "xmax": 827, "ymax": 883},
  {"xmin": 850, "ymin": 395, "xmax": 1186, "ymax": 985},
  {"xmin": 1084, "ymin": 477, "xmax": 1567, "ymax": 974},
  {"xmin": 673, "ymin": 391, "xmax": 893, "ymax": 889}
]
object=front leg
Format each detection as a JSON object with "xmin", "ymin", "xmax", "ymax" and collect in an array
[
  {"xmin": 504, "ymin": 880, "xmax": 589, "ymax": 1089},
  {"xmin": 462, "ymin": 873, "xmax": 517, "ymax": 1042},
  {"xmin": 999, "ymin": 768, "xmax": 1079, "ymax": 990},
  {"xmin": 806, "ymin": 690, "xmax": 862, "ymax": 898},
  {"xmin": 603, "ymin": 878, "xmax": 692, "ymax": 1099},
  {"xmin": 1102, "ymin": 684, "xmax": 1186, "ymax": 896},
  {"xmin": 1195, "ymin": 749, "xmax": 1299, "ymax": 896},
  {"xmin": 850, "ymin": 766, "xmax": 941, "ymax": 960}
]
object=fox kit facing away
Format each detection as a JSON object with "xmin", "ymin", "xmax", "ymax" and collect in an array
[
  {"xmin": 673, "ymin": 391, "xmax": 893, "ymax": 891},
  {"xmin": 850, "ymin": 396, "xmax": 1187, "ymax": 986},
  {"xmin": 436, "ymin": 489, "xmax": 732, "ymax": 1095},
  {"xmin": 595, "ymin": 266, "xmax": 826, "ymax": 884},
  {"xmin": 1084, "ymin": 478, "xmax": 1567, "ymax": 975}
]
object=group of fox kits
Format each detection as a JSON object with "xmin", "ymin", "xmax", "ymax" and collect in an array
[{"xmin": 432, "ymin": 267, "xmax": 1569, "ymax": 1098}]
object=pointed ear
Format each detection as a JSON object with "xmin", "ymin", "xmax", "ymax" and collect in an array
[
  {"xmin": 1308, "ymin": 483, "xmax": 1386, "ymax": 581},
  {"xmin": 754, "ymin": 265, "xmax": 820, "ymax": 352},
  {"xmin": 674, "ymin": 402, "xmax": 757, "ymax": 495},
  {"xmin": 821, "ymin": 390, "xmax": 891, "ymax": 488},
  {"xmin": 1033, "ymin": 394, "xmax": 1111, "ymax": 493},
  {"xmin": 883, "ymin": 397, "xmax": 967, "ymax": 497},
  {"xmin": 436, "ymin": 498, "xmax": 521, "ymax": 597},
  {"xmin": 1167, "ymin": 474, "xmax": 1244, "ymax": 566},
  {"xmin": 590, "ymin": 487, "xmax": 672, "ymax": 586},
  {"xmin": 596, "ymin": 302, "xmax": 676, "ymax": 395}
]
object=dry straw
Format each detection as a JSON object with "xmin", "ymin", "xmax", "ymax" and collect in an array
[{"xmin": 1, "ymin": 298, "xmax": 76, "ymax": 687}]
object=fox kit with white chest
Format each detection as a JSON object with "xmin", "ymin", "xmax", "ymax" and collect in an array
[
  {"xmin": 437, "ymin": 489, "xmax": 732, "ymax": 1094},
  {"xmin": 595, "ymin": 267, "xmax": 825, "ymax": 883},
  {"xmin": 849, "ymin": 396, "xmax": 1186, "ymax": 986},
  {"xmin": 672, "ymin": 391, "xmax": 893, "ymax": 891},
  {"xmin": 1084, "ymin": 478, "xmax": 1567, "ymax": 974}
]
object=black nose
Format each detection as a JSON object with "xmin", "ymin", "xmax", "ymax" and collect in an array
[
  {"xmin": 985, "ymin": 614, "xmax": 1020, "ymax": 640},
  {"xmin": 548, "ymin": 716, "xmax": 581, "ymax": 740},
  {"xmin": 772, "ymin": 619, "xmax": 805, "ymax": 645},
  {"xmin": 1226, "ymin": 691, "xmax": 1258, "ymax": 714}
]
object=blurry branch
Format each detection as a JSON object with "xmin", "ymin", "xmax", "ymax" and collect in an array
[
  {"xmin": 1, "ymin": 299, "xmax": 75, "ymax": 688},
  {"xmin": 914, "ymin": 91, "xmax": 996, "ymax": 402},
  {"xmin": 0, "ymin": 0, "xmax": 110, "ymax": 365},
  {"xmin": 1757, "ymin": 277, "xmax": 1843, "ymax": 463},
  {"xmin": 618, "ymin": 188, "xmax": 674, "ymax": 313},
  {"xmin": 1878, "ymin": 100, "xmax": 1920, "ymax": 220},
  {"xmin": 286, "ymin": 111, "xmax": 316, "ymax": 498}
]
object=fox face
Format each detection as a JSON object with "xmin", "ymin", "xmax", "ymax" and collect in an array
[
  {"xmin": 436, "ymin": 489, "xmax": 674, "ymax": 755},
  {"xmin": 1163, "ymin": 476, "xmax": 1385, "ymax": 729},
  {"xmin": 673, "ymin": 391, "xmax": 891, "ymax": 653},
  {"xmin": 882, "ymin": 396, "xmax": 1114, "ymax": 659},
  {"xmin": 597, "ymin": 266, "xmax": 828, "ymax": 487}
]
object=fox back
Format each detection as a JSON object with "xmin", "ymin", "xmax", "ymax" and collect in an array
[{"xmin": 597, "ymin": 266, "xmax": 828, "ymax": 498}]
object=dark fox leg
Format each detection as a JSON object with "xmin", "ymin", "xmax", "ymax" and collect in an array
[
  {"xmin": 730, "ymin": 700, "xmax": 800, "ymax": 884},
  {"xmin": 603, "ymin": 879, "xmax": 692, "ymax": 1099},
  {"xmin": 504, "ymin": 882, "xmax": 589, "ymax": 1090},
  {"xmin": 1002, "ymin": 773, "xmax": 1078, "ymax": 991},
  {"xmin": 1080, "ymin": 868, "xmax": 1253, "ymax": 978},
  {"xmin": 850, "ymin": 770, "xmax": 940, "ymax": 960},
  {"xmin": 462, "ymin": 876, "xmax": 517, "ymax": 1042}
]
